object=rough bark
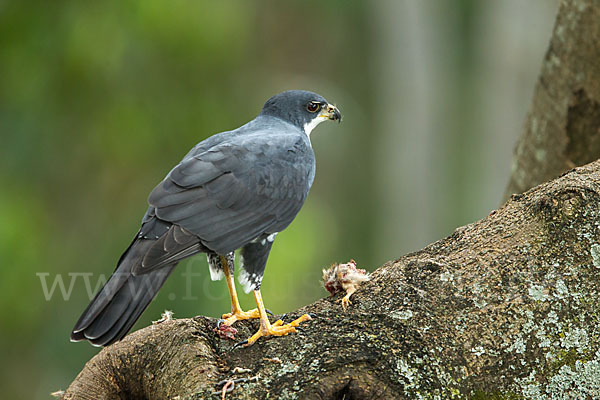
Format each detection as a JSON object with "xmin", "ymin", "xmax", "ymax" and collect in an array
[
  {"xmin": 504, "ymin": 0, "xmax": 600, "ymax": 201},
  {"xmin": 64, "ymin": 161, "xmax": 600, "ymax": 399}
]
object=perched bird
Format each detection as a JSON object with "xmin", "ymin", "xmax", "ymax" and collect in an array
[
  {"xmin": 71, "ymin": 90, "xmax": 341, "ymax": 347},
  {"xmin": 322, "ymin": 260, "xmax": 369, "ymax": 310}
]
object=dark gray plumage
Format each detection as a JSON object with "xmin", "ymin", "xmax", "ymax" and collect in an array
[{"xmin": 71, "ymin": 90, "xmax": 341, "ymax": 346}]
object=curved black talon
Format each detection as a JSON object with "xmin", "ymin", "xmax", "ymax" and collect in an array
[
  {"xmin": 216, "ymin": 319, "xmax": 226, "ymax": 329},
  {"xmin": 295, "ymin": 327, "xmax": 305, "ymax": 333},
  {"xmin": 265, "ymin": 308, "xmax": 274, "ymax": 316},
  {"xmin": 308, "ymin": 313, "xmax": 317, "ymax": 318},
  {"xmin": 232, "ymin": 339, "xmax": 249, "ymax": 350},
  {"xmin": 280, "ymin": 313, "xmax": 287, "ymax": 321}
]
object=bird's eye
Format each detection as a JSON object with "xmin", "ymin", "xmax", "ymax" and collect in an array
[{"xmin": 306, "ymin": 101, "xmax": 321, "ymax": 113}]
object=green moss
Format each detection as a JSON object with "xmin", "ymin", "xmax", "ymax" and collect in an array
[
  {"xmin": 471, "ymin": 390, "xmax": 523, "ymax": 400},
  {"xmin": 547, "ymin": 348, "xmax": 580, "ymax": 375},
  {"xmin": 546, "ymin": 347, "xmax": 596, "ymax": 377}
]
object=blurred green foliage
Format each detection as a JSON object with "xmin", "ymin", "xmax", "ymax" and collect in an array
[{"xmin": 0, "ymin": 0, "xmax": 557, "ymax": 398}]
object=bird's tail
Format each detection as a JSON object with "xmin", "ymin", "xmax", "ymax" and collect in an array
[{"xmin": 70, "ymin": 239, "xmax": 176, "ymax": 346}]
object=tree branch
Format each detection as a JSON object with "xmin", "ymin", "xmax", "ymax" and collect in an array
[{"xmin": 64, "ymin": 160, "xmax": 600, "ymax": 399}]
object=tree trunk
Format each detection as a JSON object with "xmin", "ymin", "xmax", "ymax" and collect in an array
[
  {"xmin": 503, "ymin": 0, "xmax": 600, "ymax": 201},
  {"xmin": 64, "ymin": 0, "xmax": 600, "ymax": 398}
]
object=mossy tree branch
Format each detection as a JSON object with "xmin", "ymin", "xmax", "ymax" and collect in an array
[{"xmin": 64, "ymin": 161, "xmax": 600, "ymax": 399}]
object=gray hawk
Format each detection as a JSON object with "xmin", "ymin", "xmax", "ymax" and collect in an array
[{"xmin": 71, "ymin": 90, "xmax": 341, "ymax": 346}]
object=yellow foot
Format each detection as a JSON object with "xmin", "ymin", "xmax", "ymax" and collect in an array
[
  {"xmin": 220, "ymin": 308, "xmax": 261, "ymax": 326},
  {"xmin": 340, "ymin": 286, "xmax": 357, "ymax": 311},
  {"xmin": 341, "ymin": 294, "xmax": 352, "ymax": 311},
  {"xmin": 238, "ymin": 313, "xmax": 313, "ymax": 347}
]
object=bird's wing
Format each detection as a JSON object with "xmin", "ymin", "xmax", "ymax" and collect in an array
[{"xmin": 142, "ymin": 133, "xmax": 314, "ymax": 264}]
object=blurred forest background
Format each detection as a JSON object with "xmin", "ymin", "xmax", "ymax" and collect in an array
[{"xmin": 0, "ymin": 0, "xmax": 559, "ymax": 398}]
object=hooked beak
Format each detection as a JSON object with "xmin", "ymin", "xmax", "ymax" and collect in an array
[{"xmin": 324, "ymin": 104, "xmax": 342, "ymax": 123}]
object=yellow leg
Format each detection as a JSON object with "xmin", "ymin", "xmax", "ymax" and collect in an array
[
  {"xmin": 243, "ymin": 290, "xmax": 312, "ymax": 346},
  {"xmin": 341, "ymin": 285, "xmax": 357, "ymax": 311},
  {"xmin": 220, "ymin": 257, "xmax": 261, "ymax": 325}
]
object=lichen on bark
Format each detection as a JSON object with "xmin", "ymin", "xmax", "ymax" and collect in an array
[{"xmin": 63, "ymin": 161, "xmax": 600, "ymax": 399}]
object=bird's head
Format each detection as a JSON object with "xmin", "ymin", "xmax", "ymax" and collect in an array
[{"xmin": 260, "ymin": 90, "xmax": 342, "ymax": 136}]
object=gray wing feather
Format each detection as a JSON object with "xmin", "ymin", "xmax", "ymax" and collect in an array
[
  {"xmin": 133, "ymin": 225, "xmax": 202, "ymax": 275},
  {"xmin": 169, "ymin": 158, "xmax": 221, "ymax": 188},
  {"xmin": 147, "ymin": 130, "xmax": 314, "ymax": 255}
]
